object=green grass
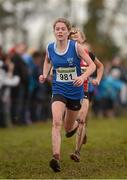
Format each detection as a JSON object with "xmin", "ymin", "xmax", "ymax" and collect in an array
[{"xmin": 0, "ymin": 117, "xmax": 127, "ymax": 179}]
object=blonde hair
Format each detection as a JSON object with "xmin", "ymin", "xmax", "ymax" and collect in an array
[{"xmin": 53, "ymin": 18, "xmax": 71, "ymax": 31}]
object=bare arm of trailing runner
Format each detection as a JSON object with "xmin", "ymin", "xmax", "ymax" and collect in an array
[
  {"xmin": 73, "ymin": 43, "xmax": 96, "ymax": 87},
  {"xmin": 91, "ymin": 57, "xmax": 104, "ymax": 85}
]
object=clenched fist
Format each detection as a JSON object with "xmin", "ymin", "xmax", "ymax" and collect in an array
[{"xmin": 39, "ymin": 74, "xmax": 46, "ymax": 83}]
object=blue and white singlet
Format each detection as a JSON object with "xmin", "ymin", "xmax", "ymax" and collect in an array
[{"xmin": 47, "ymin": 40, "xmax": 84, "ymax": 100}]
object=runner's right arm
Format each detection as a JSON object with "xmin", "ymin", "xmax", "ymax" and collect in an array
[{"xmin": 39, "ymin": 52, "xmax": 52, "ymax": 83}]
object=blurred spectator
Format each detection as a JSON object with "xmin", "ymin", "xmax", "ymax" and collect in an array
[
  {"xmin": 10, "ymin": 43, "xmax": 29, "ymax": 125},
  {"xmin": 30, "ymin": 51, "xmax": 52, "ymax": 122},
  {"xmin": 17, "ymin": 43, "xmax": 36, "ymax": 123},
  {"xmin": 0, "ymin": 56, "xmax": 20, "ymax": 127},
  {"xmin": 110, "ymin": 56, "xmax": 127, "ymax": 106},
  {"xmin": 0, "ymin": 45, "xmax": 5, "ymax": 60},
  {"xmin": 92, "ymin": 68, "xmax": 126, "ymax": 117},
  {"xmin": 110, "ymin": 56, "xmax": 127, "ymax": 83}
]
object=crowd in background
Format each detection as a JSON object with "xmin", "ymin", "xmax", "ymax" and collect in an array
[
  {"xmin": 91, "ymin": 57, "xmax": 127, "ymax": 118},
  {"xmin": 0, "ymin": 43, "xmax": 52, "ymax": 128},
  {"xmin": 0, "ymin": 44, "xmax": 127, "ymax": 128}
]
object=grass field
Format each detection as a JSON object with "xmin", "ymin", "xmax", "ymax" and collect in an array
[{"xmin": 0, "ymin": 116, "xmax": 127, "ymax": 179}]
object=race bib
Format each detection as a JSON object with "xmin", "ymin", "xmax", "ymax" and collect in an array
[{"xmin": 56, "ymin": 67, "xmax": 77, "ymax": 82}]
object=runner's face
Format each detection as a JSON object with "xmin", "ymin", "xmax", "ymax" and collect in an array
[
  {"xmin": 70, "ymin": 31, "xmax": 83, "ymax": 44},
  {"xmin": 54, "ymin": 22, "xmax": 69, "ymax": 41}
]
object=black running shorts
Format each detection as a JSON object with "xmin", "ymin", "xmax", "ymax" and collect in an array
[{"xmin": 51, "ymin": 94, "xmax": 82, "ymax": 111}]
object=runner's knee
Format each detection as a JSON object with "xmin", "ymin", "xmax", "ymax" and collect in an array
[{"xmin": 52, "ymin": 120, "xmax": 62, "ymax": 129}]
